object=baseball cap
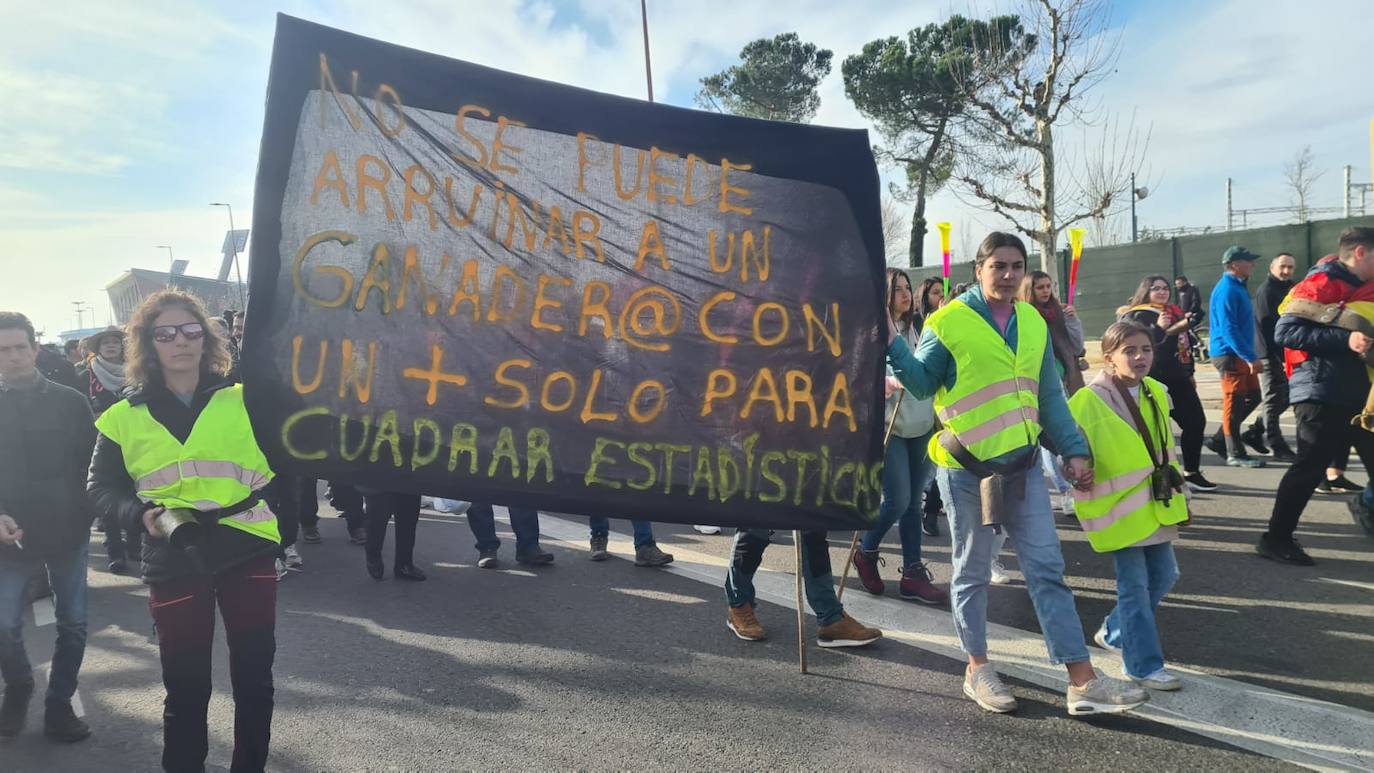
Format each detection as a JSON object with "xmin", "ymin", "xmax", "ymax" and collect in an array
[{"xmin": 1222, "ymin": 245, "xmax": 1261, "ymax": 265}]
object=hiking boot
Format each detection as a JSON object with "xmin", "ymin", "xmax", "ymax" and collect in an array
[
  {"xmin": 0, "ymin": 681, "xmax": 34, "ymax": 738},
  {"xmin": 349, "ymin": 527, "xmax": 369, "ymax": 545},
  {"xmin": 634, "ymin": 543, "xmax": 674, "ymax": 567},
  {"xmin": 1131, "ymin": 668, "xmax": 1182, "ymax": 692},
  {"xmin": 1269, "ymin": 441, "xmax": 1298, "ymax": 463},
  {"xmin": 589, "ymin": 535, "xmax": 609, "ymax": 561},
  {"xmin": 921, "ymin": 510, "xmax": 941, "ymax": 537},
  {"xmin": 851, "ymin": 548, "xmax": 885, "ymax": 595},
  {"xmin": 898, "ymin": 563, "xmax": 948, "ymax": 606},
  {"xmin": 1348, "ymin": 495, "xmax": 1374, "ymax": 538},
  {"xmin": 515, "ymin": 545, "xmax": 555, "ymax": 565},
  {"xmin": 476, "ymin": 548, "xmax": 499, "ymax": 569},
  {"xmin": 1256, "ymin": 535, "xmax": 1315, "ymax": 566},
  {"xmin": 284, "ymin": 545, "xmax": 303, "ymax": 569},
  {"xmin": 1240, "ymin": 426, "xmax": 1269, "ymax": 456},
  {"xmin": 43, "ymin": 701, "xmax": 90, "ymax": 743},
  {"xmin": 1066, "ymin": 676, "xmax": 1149, "ymax": 716},
  {"xmin": 963, "ymin": 663, "xmax": 1017, "ymax": 713},
  {"xmin": 726, "ymin": 603, "xmax": 766, "ymax": 641},
  {"xmin": 816, "ymin": 613, "xmax": 882, "ymax": 648},
  {"xmin": 1226, "ymin": 455, "xmax": 1265, "ymax": 469},
  {"xmin": 1184, "ymin": 471, "xmax": 1218, "ymax": 492},
  {"xmin": 302, "ymin": 525, "xmax": 322, "ymax": 543}
]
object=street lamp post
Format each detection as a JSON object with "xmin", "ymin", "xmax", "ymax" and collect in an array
[
  {"xmin": 155, "ymin": 245, "xmax": 175, "ymax": 287},
  {"xmin": 1130, "ymin": 173, "xmax": 1151, "ymax": 243},
  {"xmin": 71, "ymin": 300, "xmax": 87, "ymax": 330},
  {"xmin": 209, "ymin": 202, "xmax": 247, "ymax": 309}
]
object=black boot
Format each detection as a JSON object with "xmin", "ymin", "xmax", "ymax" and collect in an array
[
  {"xmin": 0, "ymin": 681, "xmax": 33, "ymax": 738},
  {"xmin": 366, "ymin": 554, "xmax": 385, "ymax": 580},
  {"xmin": 1240, "ymin": 425, "xmax": 1269, "ymax": 456},
  {"xmin": 43, "ymin": 701, "xmax": 91, "ymax": 743}
]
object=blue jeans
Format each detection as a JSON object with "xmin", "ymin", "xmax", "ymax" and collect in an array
[
  {"xmin": 1101, "ymin": 542, "xmax": 1179, "ymax": 678},
  {"xmin": 588, "ymin": 518, "xmax": 655, "ymax": 549},
  {"xmin": 939, "ymin": 465, "xmax": 1090, "ymax": 664},
  {"xmin": 467, "ymin": 503, "xmax": 541, "ymax": 553},
  {"xmin": 724, "ymin": 529, "xmax": 843, "ymax": 626},
  {"xmin": 861, "ymin": 432, "xmax": 934, "ymax": 568},
  {"xmin": 0, "ymin": 543, "xmax": 89, "ymax": 705}
]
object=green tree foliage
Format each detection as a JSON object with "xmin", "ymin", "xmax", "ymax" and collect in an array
[
  {"xmin": 843, "ymin": 15, "xmax": 1028, "ymax": 267},
  {"xmin": 696, "ymin": 33, "xmax": 833, "ymax": 123}
]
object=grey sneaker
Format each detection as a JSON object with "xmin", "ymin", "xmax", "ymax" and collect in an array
[
  {"xmin": 1131, "ymin": 668, "xmax": 1182, "ymax": 692},
  {"xmin": 963, "ymin": 663, "xmax": 1018, "ymax": 713},
  {"xmin": 634, "ymin": 544, "xmax": 674, "ymax": 567},
  {"xmin": 589, "ymin": 535, "xmax": 609, "ymax": 561},
  {"xmin": 284, "ymin": 545, "xmax": 303, "ymax": 569},
  {"xmin": 1066, "ymin": 676, "xmax": 1149, "ymax": 716}
]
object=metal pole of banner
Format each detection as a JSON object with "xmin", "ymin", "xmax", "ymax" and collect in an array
[
  {"xmin": 793, "ymin": 530, "xmax": 807, "ymax": 674},
  {"xmin": 837, "ymin": 387, "xmax": 905, "ymax": 601},
  {"xmin": 640, "ymin": 0, "xmax": 654, "ymax": 103}
]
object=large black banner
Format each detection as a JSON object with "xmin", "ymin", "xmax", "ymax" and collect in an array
[{"xmin": 244, "ymin": 15, "xmax": 887, "ymax": 531}]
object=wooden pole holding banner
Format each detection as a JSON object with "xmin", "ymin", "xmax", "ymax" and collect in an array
[
  {"xmin": 837, "ymin": 386, "xmax": 905, "ymax": 601},
  {"xmin": 794, "ymin": 530, "xmax": 808, "ymax": 674},
  {"xmin": 640, "ymin": 0, "xmax": 654, "ymax": 103}
]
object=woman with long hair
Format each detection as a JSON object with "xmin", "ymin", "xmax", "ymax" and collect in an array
[
  {"xmin": 81, "ymin": 328, "xmax": 143, "ymax": 573},
  {"xmin": 1018, "ymin": 271, "xmax": 1084, "ymax": 522},
  {"xmin": 916, "ymin": 277, "xmax": 947, "ymax": 537},
  {"xmin": 88, "ymin": 291, "xmax": 280, "ymax": 772},
  {"xmin": 918, "ymin": 277, "xmax": 945, "ymax": 320},
  {"xmin": 1119, "ymin": 276, "xmax": 1215, "ymax": 492},
  {"xmin": 850, "ymin": 269, "xmax": 947, "ymax": 605}
]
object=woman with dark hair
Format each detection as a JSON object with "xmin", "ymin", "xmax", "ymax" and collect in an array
[
  {"xmin": 1018, "ymin": 271, "xmax": 1085, "ymax": 518},
  {"xmin": 917, "ymin": 277, "xmax": 947, "ymax": 537},
  {"xmin": 1119, "ymin": 276, "xmax": 1215, "ymax": 492},
  {"xmin": 88, "ymin": 290, "xmax": 280, "ymax": 771},
  {"xmin": 81, "ymin": 328, "xmax": 143, "ymax": 573},
  {"xmin": 850, "ymin": 269, "xmax": 947, "ymax": 605},
  {"xmin": 918, "ymin": 277, "xmax": 945, "ymax": 320},
  {"xmin": 885, "ymin": 231, "xmax": 1147, "ymax": 716}
]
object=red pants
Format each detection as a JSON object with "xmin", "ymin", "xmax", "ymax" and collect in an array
[
  {"xmin": 1218, "ymin": 357, "xmax": 1261, "ymax": 437},
  {"xmin": 148, "ymin": 554, "xmax": 277, "ymax": 773}
]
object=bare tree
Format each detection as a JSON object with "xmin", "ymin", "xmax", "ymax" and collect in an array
[
  {"xmin": 1283, "ymin": 145, "xmax": 1325, "ymax": 223},
  {"xmin": 953, "ymin": 0, "xmax": 1145, "ymax": 279},
  {"xmin": 880, "ymin": 196, "xmax": 910, "ymax": 264},
  {"xmin": 1074, "ymin": 113, "xmax": 1151, "ymax": 246}
]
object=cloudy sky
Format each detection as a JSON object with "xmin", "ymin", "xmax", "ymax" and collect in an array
[{"xmin": 3, "ymin": 0, "xmax": 1371, "ymax": 337}]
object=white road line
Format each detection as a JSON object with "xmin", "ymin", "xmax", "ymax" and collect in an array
[
  {"xmin": 1314, "ymin": 577, "xmax": 1374, "ymax": 593},
  {"xmin": 519, "ymin": 509, "xmax": 1374, "ymax": 773}
]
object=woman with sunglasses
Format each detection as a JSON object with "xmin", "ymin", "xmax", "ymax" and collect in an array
[
  {"xmin": 88, "ymin": 291, "xmax": 280, "ymax": 772},
  {"xmin": 1119, "ymin": 276, "xmax": 1216, "ymax": 492}
]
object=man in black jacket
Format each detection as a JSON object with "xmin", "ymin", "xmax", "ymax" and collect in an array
[
  {"xmin": 1266, "ymin": 229, "xmax": 1374, "ymax": 565},
  {"xmin": 1174, "ymin": 275, "xmax": 1205, "ymax": 327},
  {"xmin": 0, "ymin": 312, "xmax": 95, "ymax": 742},
  {"xmin": 1243, "ymin": 253, "xmax": 1298, "ymax": 460}
]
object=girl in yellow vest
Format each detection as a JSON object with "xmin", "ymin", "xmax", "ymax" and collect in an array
[
  {"xmin": 88, "ymin": 291, "xmax": 280, "ymax": 771},
  {"xmin": 1068, "ymin": 320, "xmax": 1188, "ymax": 692}
]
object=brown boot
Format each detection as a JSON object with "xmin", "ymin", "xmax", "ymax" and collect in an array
[
  {"xmin": 816, "ymin": 612, "xmax": 882, "ymax": 648},
  {"xmin": 726, "ymin": 603, "xmax": 766, "ymax": 641}
]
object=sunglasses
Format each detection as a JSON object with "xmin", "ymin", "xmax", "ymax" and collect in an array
[{"xmin": 152, "ymin": 323, "xmax": 205, "ymax": 343}]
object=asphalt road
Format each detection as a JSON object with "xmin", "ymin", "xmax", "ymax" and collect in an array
[{"xmin": 5, "ymin": 496, "xmax": 1308, "ymax": 772}]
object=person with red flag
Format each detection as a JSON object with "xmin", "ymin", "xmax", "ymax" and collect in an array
[{"xmin": 1264, "ymin": 227, "xmax": 1374, "ymax": 564}]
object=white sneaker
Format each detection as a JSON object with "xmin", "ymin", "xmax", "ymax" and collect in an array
[
  {"xmin": 989, "ymin": 560, "xmax": 1012, "ymax": 585},
  {"xmin": 1131, "ymin": 668, "xmax": 1182, "ymax": 691},
  {"xmin": 693, "ymin": 525, "xmax": 721, "ymax": 534},
  {"xmin": 963, "ymin": 663, "xmax": 1018, "ymax": 713},
  {"xmin": 1060, "ymin": 494, "xmax": 1076, "ymax": 516},
  {"xmin": 284, "ymin": 545, "xmax": 303, "ymax": 569},
  {"xmin": 274, "ymin": 558, "xmax": 288, "ymax": 581},
  {"xmin": 1093, "ymin": 626, "xmax": 1121, "ymax": 654}
]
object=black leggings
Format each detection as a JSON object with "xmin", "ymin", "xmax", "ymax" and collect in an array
[
  {"xmin": 1162, "ymin": 377, "xmax": 1206, "ymax": 472},
  {"xmin": 363, "ymin": 492, "xmax": 420, "ymax": 567}
]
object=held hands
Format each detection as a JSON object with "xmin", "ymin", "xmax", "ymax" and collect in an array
[
  {"xmin": 0, "ymin": 515, "xmax": 22, "ymax": 546},
  {"xmin": 1350, "ymin": 331, "xmax": 1374, "ymax": 356},
  {"xmin": 885, "ymin": 375, "xmax": 902, "ymax": 399},
  {"xmin": 143, "ymin": 506, "xmax": 165, "ymax": 538},
  {"xmin": 1063, "ymin": 456, "xmax": 1094, "ymax": 492}
]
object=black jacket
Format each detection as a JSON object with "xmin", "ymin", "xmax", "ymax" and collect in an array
[
  {"xmin": 1177, "ymin": 283, "xmax": 1205, "ymax": 326},
  {"xmin": 0, "ymin": 374, "xmax": 97, "ymax": 561},
  {"xmin": 1253, "ymin": 276, "xmax": 1295, "ymax": 356},
  {"xmin": 1274, "ymin": 260, "xmax": 1370, "ymax": 408},
  {"xmin": 86, "ymin": 374, "xmax": 277, "ymax": 584}
]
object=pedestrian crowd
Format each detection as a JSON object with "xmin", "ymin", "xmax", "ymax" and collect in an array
[{"xmin": 2, "ymin": 227, "xmax": 1373, "ymax": 770}]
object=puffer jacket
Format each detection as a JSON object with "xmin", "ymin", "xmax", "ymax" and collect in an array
[
  {"xmin": 86, "ymin": 374, "xmax": 277, "ymax": 584},
  {"xmin": 1275, "ymin": 259, "xmax": 1371, "ymax": 408}
]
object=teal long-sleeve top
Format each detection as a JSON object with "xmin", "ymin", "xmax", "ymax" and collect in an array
[{"xmin": 885, "ymin": 286, "xmax": 1090, "ymax": 465}]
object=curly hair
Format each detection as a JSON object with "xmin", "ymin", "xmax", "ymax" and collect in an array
[{"xmin": 125, "ymin": 291, "xmax": 232, "ymax": 388}]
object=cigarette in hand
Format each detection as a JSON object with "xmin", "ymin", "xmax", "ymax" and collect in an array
[{"xmin": 12, "ymin": 540, "xmax": 21, "ymax": 551}]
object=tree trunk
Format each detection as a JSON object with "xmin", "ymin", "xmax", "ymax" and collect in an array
[
  {"xmin": 908, "ymin": 207, "xmax": 928, "ymax": 268},
  {"xmin": 1037, "ymin": 119, "xmax": 1058, "ymax": 282}
]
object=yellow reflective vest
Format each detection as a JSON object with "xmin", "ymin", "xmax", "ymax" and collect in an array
[
  {"xmin": 1067, "ymin": 378, "xmax": 1187, "ymax": 552},
  {"xmin": 924, "ymin": 300, "xmax": 1046, "ymax": 468},
  {"xmin": 95, "ymin": 384, "xmax": 280, "ymax": 545}
]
